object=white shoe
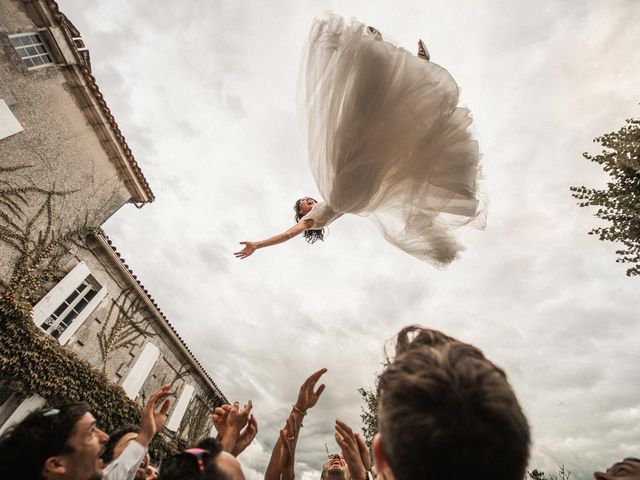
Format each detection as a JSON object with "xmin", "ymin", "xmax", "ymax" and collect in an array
[
  {"xmin": 367, "ymin": 26, "xmax": 383, "ymax": 40},
  {"xmin": 418, "ymin": 39, "xmax": 430, "ymax": 61}
]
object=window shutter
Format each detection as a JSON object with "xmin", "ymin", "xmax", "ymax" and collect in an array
[
  {"xmin": 166, "ymin": 384, "xmax": 195, "ymax": 432},
  {"xmin": 0, "ymin": 99, "xmax": 23, "ymax": 140},
  {"xmin": 121, "ymin": 342, "xmax": 160, "ymax": 400}
]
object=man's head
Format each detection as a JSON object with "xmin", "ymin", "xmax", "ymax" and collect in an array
[
  {"xmin": 158, "ymin": 438, "xmax": 244, "ymax": 480},
  {"xmin": 320, "ymin": 453, "xmax": 349, "ymax": 480},
  {"xmin": 101, "ymin": 424, "xmax": 147, "ymax": 479},
  {"xmin": 0, "ymin": 402, "xmax": 109, "ymax": 480},
  {"xmin": 145, "ymin": 464, "xmax": 159, "ymax": 480},
  {"xmin": 374, "ymin": 326, "xmax": 530, "ymax": 480},
  {"xmin": 101, "ymin": 424, "xmax": 138, "ymax": 465},
  {"xmin": 594, "ymin": 458, "xmax": 640, "ymax": 480}
]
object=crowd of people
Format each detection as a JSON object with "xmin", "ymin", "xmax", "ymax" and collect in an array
[{"xmin": 0, "ymin": 326, "xmax": 634, "ymax": 480}]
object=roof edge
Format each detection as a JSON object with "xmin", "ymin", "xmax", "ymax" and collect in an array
[
  {"xmin": 28, "ymin": 0, "xmax": 155, "ymax": 203},
  {"xmin": 92, "ymin": 230, "xmax": 228, "ymax": 404}
]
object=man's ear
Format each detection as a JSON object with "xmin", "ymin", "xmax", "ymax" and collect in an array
[
  {"xmin": 373, "ymin": 433, "xmax": 393, "ymax": 480},
  {"xmin": 42, "ymin": 456, "xmax": 67, "ymax": 476}
]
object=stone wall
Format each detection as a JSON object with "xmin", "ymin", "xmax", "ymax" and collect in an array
[
  {"xmin": 55, "ymin": 235, "xmax": 226, "ymax": 441},
  {"xmin": 0, "ymin": 0, "xmax": 132, "ymax": 280}
]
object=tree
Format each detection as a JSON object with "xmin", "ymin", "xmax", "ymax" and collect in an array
[
  {"xmin": 527, "ymin": 465, "xmax": 572, "ymax": 480},
  {"xmin": 571, "ymin": 115, "xmax": 640, "ymax": 276},
  {"xmin": 357, "ymin": 377, "xmax": 379, "ymax": 448}
]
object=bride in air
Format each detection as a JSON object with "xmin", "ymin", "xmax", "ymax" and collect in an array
[{"xmin": 235, "ymin": 15, "xmax": 485, "ymax": 266}]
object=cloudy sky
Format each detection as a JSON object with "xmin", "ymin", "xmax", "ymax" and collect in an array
[{"xmin": 59, "ymin": 1, "xmax": 640, "ymax": 478}]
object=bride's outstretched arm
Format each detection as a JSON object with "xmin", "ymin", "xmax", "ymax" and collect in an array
[{"xmin": 234, "ymin": 219, "xmax": 314, "ymax": 259}]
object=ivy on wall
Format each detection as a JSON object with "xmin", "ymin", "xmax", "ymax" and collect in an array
[
  {"xmin": 181, "ymin": 395, "xmax": 213, "ymax": 444},
  {"xmin": 0, "ymin": 164, "xmax": 182, "ymax": 460},
  {"xmin": 0, "ymin": 164, "xmax": 83, "ymax": 311},
  {"xmin": 0, "ymin": 301, "xmax": 182, "ymax": 460}
]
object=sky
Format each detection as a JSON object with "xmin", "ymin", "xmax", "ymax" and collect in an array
[{"xmin": 58, "ymin": 1, "xmax": 640, "ymax": 478}]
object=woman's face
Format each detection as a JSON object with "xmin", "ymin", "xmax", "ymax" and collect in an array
[{"xmin": 298, "ymin": 197, "xmax": 317, "ymax": 216}]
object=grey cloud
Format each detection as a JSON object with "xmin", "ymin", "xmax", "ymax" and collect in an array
[{"xmin": 60, "ymin": 0, "xmax": 640, "ymax": 477}]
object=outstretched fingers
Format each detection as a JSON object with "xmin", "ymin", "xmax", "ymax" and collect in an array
[
  {"xmin": 158, "ymin": 397, "xmax": 171, "ymax": 415},
  {"xmin": 248, "ymin": 414, "xmax": 258, "ymax": 434},
  {"xmin": 304, "ymin": 368, "xmax": 328, "ymax": 386},
  {"xmin": 234, "ymin": 242, "xmax": 255, "ymax": 259},
  {"xmin": 146, "ymin": 384, "xmax": 171, "ymax": 412},
  {"xmin": 335, "ymin": 420, "xmax": 356, "ymax": 447},
  {"xmin": 355, "ymin": 432, "xmax": 372, "ymax": 470}
]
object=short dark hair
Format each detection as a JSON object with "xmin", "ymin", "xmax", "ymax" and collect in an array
[
  {"xmin": 294, "ymin": 197, "xmax": 324, "ymax": 244},
  {"xmin": 102, "ymin": 424, "xmax": 139, "ymax": 465},
  {"xmin": 0, "ymin": 401, "xmax": 91, "ymax": 480},
  {"xmin": 159, "ymin": 438, "xmax": 228, "ymax": 480},
  {"xmin": 378, "ymin": 326, "xmax": 530, "ymax": 480}
]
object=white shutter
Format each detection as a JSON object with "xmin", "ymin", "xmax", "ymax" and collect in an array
[
  {"xmin": 32, "ymin": 262, "xmax": 91, "ymax": 325},
  {"xmin": 0, "ymin": 99, "xmax": 23, "ymax": 140},
  {"xmin": 121, "ymin": 342, "xmax": 160, "ymax": 400},
  {"xmin": 0, "ymin": 394, "xmax": 46, "ymax": 435},
  {"xmin": 57, "ymin": 286, "xmax": 107, "ymax": 345},
  {"xmin": 32, "ymin": 261, "xmax": 106, "ymax": 345},
  {"xmin": 166, "ymin": 384, "xmax": 195, "ymax": 432}
]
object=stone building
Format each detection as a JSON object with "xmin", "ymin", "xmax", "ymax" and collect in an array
[{"xmin": 0, "ymin": 0, "xmax": 226, "ymax": 443}]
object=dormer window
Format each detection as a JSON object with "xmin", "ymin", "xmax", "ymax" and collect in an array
[{"xmin": 9, "ymin": 32, "xmax": 53, "ymax": 69}]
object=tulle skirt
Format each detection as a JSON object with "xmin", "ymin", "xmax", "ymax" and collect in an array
[{"xmin": 299, "ymin": 14, "xmax": 485, "ymax": 266}]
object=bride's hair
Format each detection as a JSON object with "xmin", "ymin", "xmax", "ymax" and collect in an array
[{"xmin": 294, "ymin": 198, "xmax": 324, "ymax": 244}]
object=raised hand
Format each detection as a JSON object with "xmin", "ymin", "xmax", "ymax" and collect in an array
[
  {"xmin": 295, "ymin": 368, "xmax": 327, "ymax": 412},
  {"xmin": 221, "ymin": 401, "xmax": 252, "ymax": 452},
  {"xmin": 234, "ymin": 242, "xmax": 257, "ymax": 259},
  {"xmin": 355, "ymin": 431, "xmax": 371, "ymax": 472},
  {"xmin": 234, "ymin": 400, "xmax": 252, "ymax": 430},
  {"xmin": 211, "ymin": 404, "xmax": 232, "ymax": 438},
  {"xmin": 278, "ymin": 412, "xmax": 298, "ymax": 480},
  {"xmin": 233, "ymin": 414, "xmax": 258, "ymax": 456},
  {"xmin": 138, "ymin": 384, "xmax": 173, "ymax": 447},
  {"xmin": 335, "ymin": 419, "xmax": 370, "ymax": 480}
]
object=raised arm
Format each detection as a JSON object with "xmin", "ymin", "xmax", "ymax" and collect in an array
[
  {"xmin": 234, "ymin": 219, "xmax": 314, "ymax": 259},
  {"xmin": 265, "ymin": 368, "xmax": 327, "ymax": 480}
]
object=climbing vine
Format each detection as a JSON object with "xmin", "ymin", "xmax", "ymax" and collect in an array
[
  {"xmin": 181, "ymin": 395, "xmax": 212, "ymax": 443},
  {"xmin": 0, "ymin": 164, "xmax": 179, "ymax": 460},
  {"xmin": 98, "ymin": 287, "xmax": 157, "ymax": 373},
  {"xmin": 0, "ymin": 164, "xmax": 86, "ymax": 311}
]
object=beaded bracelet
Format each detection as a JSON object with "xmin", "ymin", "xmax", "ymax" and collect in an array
[{"xmin": 292, "ymin": 404, "xmax": 307, "ymax": 416}]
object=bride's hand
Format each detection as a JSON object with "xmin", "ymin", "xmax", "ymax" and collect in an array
[{"xmin": 235, "ymin": 241, "xmax": 257, "ymax": 259}]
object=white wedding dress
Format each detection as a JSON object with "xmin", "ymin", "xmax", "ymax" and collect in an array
[{"xmin": 299, "ymin": 14, "xmax": 485, "ymax": 266}]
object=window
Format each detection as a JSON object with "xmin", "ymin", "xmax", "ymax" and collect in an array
[
  {"xmin": 39, "ymin": 278, "xmax": 99, "ymax": 340},
  {"xmin": 8, "ymin": 33, "xmax": 53, "ymax": 69},
  {"xmin": 32, "ymin": 262, "xmax": 107, "ymax": 345}
]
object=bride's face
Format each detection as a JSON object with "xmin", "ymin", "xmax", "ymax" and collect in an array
[{"xmin": 297, "ymin": 197, "xmax": 317, "ymax": 216}]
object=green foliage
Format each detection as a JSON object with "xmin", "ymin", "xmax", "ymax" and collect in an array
[
  {"xmin": 0, "ymin": 299, "xmax": 140, "ymax": 431},
  {"xmin": 357, "ymin": 377, "xmax": 379, "ymax": 448},
  {"xmin": 0, "ymin": 164, "xmax": 181, "ymax": 461},
  {"xmin": 0, "ymin": 300, "xmax": 181, "ymax": 460},
  {"xmin": 182, "ymin": 396, "xmax": 212, "ymax": 444},
  {"xmin": 571, "ymin": 116, "xmax": 640, "ymax": 276},
  {"xmin": 527, "ymin": 465, "xmax": 572, "ymax": 480}
]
